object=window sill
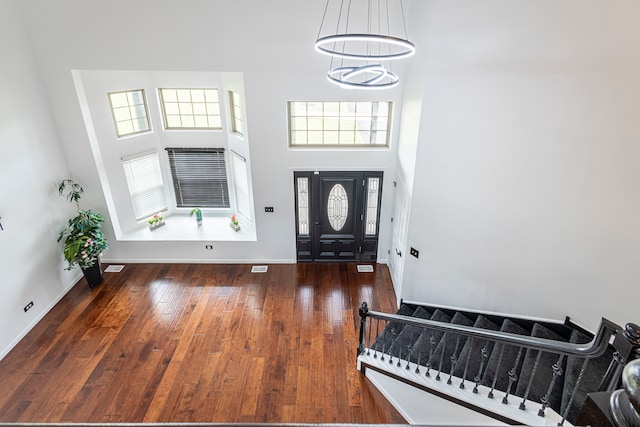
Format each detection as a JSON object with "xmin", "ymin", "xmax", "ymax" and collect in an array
[{"xmin": 117, "ymin": 215, "xmax": 256, "ymax": 242}]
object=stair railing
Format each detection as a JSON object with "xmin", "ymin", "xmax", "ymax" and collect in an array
[{"xmin": 357, "ymin": 302, "xmax": 639, "ymax": 426}]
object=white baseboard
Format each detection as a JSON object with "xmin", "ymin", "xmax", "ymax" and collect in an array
[{"xmin": 0, "ymin": 272, "xmax": 82, "ymax": 361}]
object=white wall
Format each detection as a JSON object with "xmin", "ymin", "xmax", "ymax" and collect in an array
[
  {"xmin": 0, "ymin": 0, "xmax": 79, "ymax": 359},
  {"xmin": 15, "ymin": 0, "xmax": 402, "ymax": 265},
  {"xmin": 400, "ymin": 0, "xmax": 640, "ymax": 331}
]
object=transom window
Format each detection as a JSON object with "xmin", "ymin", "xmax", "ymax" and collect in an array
[
  {"xmin": 288, "ymin": 101, "xmax": 391, "ymax": 146},
  {"xmin": 108, "ymin": 89, "xmax": 150, "ymax": 137},
  {"xmin": 159, "ymin": 88, "xmax": 222, "ymax": 130}
]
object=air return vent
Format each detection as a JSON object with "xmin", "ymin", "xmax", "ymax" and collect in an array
[
  {"xmin": 357, "ymin": 265, "xmax": 374, "ymax": 273},
  {"xmin": 104, "ymin": 265, "xmax": 125, "ymax": 273},
  {"xmin": 251, "ymin": 265, "xmax": 268, "ymax": 273}
]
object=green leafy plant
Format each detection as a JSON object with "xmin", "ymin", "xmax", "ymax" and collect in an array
[
  {"xmin": 147, "ymin": 213, "xmax": 163, "ymax": 225},
  {"xmin": 57, "ymin": 179, "xmax": 108, "ymax": 270},
  {"xmin": 230, "ymin": 213, "xmax": 239, "ymax": 226}
]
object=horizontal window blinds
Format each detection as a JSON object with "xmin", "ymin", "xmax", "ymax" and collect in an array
[
  {"xmin": 122, "ymin": 151, "xmax": 167, "ymax": 220},
  {"xmin": 165, "ymin": 147, "xmax": 230, "ymax": 208}
]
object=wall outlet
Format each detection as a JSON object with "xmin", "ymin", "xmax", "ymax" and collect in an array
[
  {"xmin": 410, "ymin": 247, "xmax": 419, "ymax": 259},
  {"xmin": 264, "ymin": 207, "xmax": 274, "ymax": 213},
  {"xmin": 205, "ymin": 244, "xmax": 213, "ymax": 250},
  {"xmin": 24, "ymin": 301, "xmax": 34, "ymax": 312}
]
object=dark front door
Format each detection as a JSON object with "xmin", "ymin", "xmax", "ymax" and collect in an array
[{"xmin": 294, "ymin": 171, "xmax": 383, "ymax": 262}]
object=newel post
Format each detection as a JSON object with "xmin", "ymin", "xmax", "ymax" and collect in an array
[
  {"xmin": 357, "ymin": 302, "xmax": 369, "ymax": 356},
  {"xmin": 600, "ymin": 323, "xmax": 640, "ymax": 392},
  {"xmin": 610, "ymin": 358, "xmax": 640, "ymax": 427}
]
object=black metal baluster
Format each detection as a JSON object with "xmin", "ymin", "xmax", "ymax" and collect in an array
[
  {"xmin": 448, "ymin": 335, "xmax": 462, "ymax": 385},
  {"xmin": 520, "ymin": 350, "xmax": 543, "ymax": 410},
  {"xmin": 358, "ymin": 302, "xmax": 368, "ymax": 355},
  {"xmin": 405, "ymin": 344, "xmax": 413, "ymax": 370},
  {"xmin": 436, "ymin": 332, "xmax": 447, "ymax": 381},
  {"xmin": 538, "ymin": 354, "xmax": 565, "ymax": 417},
  {"xmin": 415, "ymin": 351, "xmax": 422, "ymax": 374},
  {"xmin": 503, "ymin": 346, "xmax": 524, "ymax": 404},
  {"xmin": 380, "ymin": 343, "xmax": 386, "ymax": 362},
  {"xmin": 366, "ymin": 317, "xmax": 373, "ymax": 356},
  {"xmin": 460, "ymin": 337, "xmax": 476, "ymax": 389},
  {"xmin": 473, "ymin": 343, "xmax": 489, "ymax": 394},
  {"xmin": 388, "ymin": 327, "xmax": 397, "ymax": 364},
  {"xmin": 558, "ymin": 359, "xmax": 590, "ymax": 426},
  {"xmin": 426, "ymin": 334, "xmax": 435, "ymax": 377},
  {"xmin": 488, "ymin": 342, "xmax": 506, "ymax": 399},
  {"xmin": 373, "ymin": 319, "xmax": 381, "ymax": 358}
]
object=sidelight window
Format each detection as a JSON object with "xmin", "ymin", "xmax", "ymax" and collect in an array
[{"xmin": 296, "ymin": 176, "xmax": 310, "ymax": 235}]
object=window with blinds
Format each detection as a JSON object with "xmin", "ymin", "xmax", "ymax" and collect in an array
[
  {"xmin": 122, "ymin": 151, "xmax": 167, "ymax": 220},
  {"xmin": 165, "ymin": 148, "xmax": 230, "ymax": 208}
]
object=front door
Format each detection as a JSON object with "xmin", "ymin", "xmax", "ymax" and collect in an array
[{"xmin": 294, "ymin": 171, "xmax": 383, "ymax": 262}]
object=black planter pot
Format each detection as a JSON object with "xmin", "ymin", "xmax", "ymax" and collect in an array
[{"xmin": 81, "ymin": 260, "xmax": 103, "ymax": 288}]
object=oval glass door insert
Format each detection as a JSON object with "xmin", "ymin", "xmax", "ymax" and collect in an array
[{"xmin": 327, "ymin": 183, "xmax": 348, "ymax": 231}]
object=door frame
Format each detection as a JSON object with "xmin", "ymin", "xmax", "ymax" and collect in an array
[{"xmin": 294, "ymin": 170, "xmax": 383, "ymax": 262}]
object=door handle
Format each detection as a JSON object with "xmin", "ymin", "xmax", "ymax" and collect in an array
[{"xmin": 395, "ymin": 248, "xmax": 402, "ymax": 257}]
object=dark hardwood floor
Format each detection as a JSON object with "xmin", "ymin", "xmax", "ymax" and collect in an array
[{"xmin": 0, "ymin": 263, "xmax": 405, "ymax": 424}]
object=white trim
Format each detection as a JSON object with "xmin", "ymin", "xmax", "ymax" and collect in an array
[
  {"xmin": 400, "ymin": 299, "xmax": 566, "ymax": 326},
  {"xmin": 101, "ymin": 258, "xmax": 295, "ymax": 264},
  {"xmin": 360, "ymin": 352, "xmax": 570, "ymax": 426}
]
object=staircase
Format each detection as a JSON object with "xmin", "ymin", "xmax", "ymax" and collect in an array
[{"xmin": 357, "ymin": 302, "xmax": 639, "ymax": 426}]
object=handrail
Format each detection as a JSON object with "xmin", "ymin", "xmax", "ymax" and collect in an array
[{"xmin": 362, "ymin": 307, "xmax": 620, "ymax": 359}]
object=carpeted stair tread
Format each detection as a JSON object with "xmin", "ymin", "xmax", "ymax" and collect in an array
[
  {"xmin": 388, "ymin": 306, "xmax": 433, "ymax": 359},
  {"xmin": 481, "ymin": 318, "xmax": 531, "ymax": 392},
  {"xmin": 514, "ymin": 323, "xmax": 567, "ymax": 413},
  {"xmin": 429, "ymin": 312, "xmax": 475, "ymax": 374},
  {"xmin": 409, "ymin": 309, "xmax": 453, "ymax": 364},
  {"xmin": 561, "ymin": 328, "xmax": 614, "ymax": 423},
  {"xmin": 371, "ymin": 304, "xmax": 416, "ymax": 352},
  {"xmin": 451, "ymin": 315, "xmax": 500, "ymax": 380}
]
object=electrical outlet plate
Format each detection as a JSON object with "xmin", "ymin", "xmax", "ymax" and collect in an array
[
  {"xmin": 24, "ymin": 301, "xmax": 34, "ymax": 312},
  {"xmin": 264, "ymin": 207, "xmax": 274, "ymax": 213}
]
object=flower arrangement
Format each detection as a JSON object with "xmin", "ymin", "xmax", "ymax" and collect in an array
[
  {"xmin": 147, "ymin": 213, "xmax": 165, "ymax": 230},
  {"xmin": 57, "ymin": 180, "xmax": 108, "ymax": 271},
  {"xmin": 148, "ymin": 213, "xmax": 163, "ymax": 225},
  {"xmin": 229, "ymin": 213, "xmax": 240, "ymax": 231}
]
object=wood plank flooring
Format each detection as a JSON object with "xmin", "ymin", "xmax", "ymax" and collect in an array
[{"xmin": 0, "ymin": 263, "xmax": 405, "ymax": 424}]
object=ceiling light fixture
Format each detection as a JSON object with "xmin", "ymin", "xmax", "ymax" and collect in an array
[{"xmin": 315, "ymin": 0, "xmax": 414, "ymax": 89}]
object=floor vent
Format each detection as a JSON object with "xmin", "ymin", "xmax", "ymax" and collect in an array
[
  {"xmin": 104, "ymin": 265, "xmax": 125, "ymax": 273},
  {"xmin": 357, "ymin": 265, "xmax": 374, "ymax": 273},
  {"xmin": 251, "ymin": 265, "xmax": 268, "ymax": 273}
]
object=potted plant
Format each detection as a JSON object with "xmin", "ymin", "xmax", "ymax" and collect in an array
[
  {"xmin": 190, "ymin": 208, "xmax": 203, "ymax": 226},
  {"xmin": 57, "ymin": 179, "xmax": 108, "ymax": 288},
  {"xmin": 147, "ymin": 213, "xmax": 165, "ymax": 230},
  {"xmin": 229, "ymin": 213, "xmax": 240, "ymax": 231}
]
